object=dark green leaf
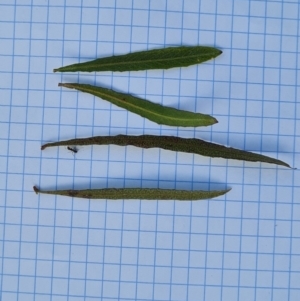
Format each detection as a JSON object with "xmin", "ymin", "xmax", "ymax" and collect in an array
[
  {"xmin": 54, "ymin": 46, "xmax": 222, "ymax": 72},
  {"xmin": 41, "ymin": 134, "xmax": 292, "ymax": 168}
]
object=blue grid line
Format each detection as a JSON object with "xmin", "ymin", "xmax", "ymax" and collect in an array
[
  {"xmin": 222, "ymin": 1, "xmax": 235, "ymax": 300},
  {"xmin": 202, "ymin": 1, "xmax": 218, "ymax": 299},
  {"xmin": 1, "ymin": 125, "xmax": 299, "ymax": 139},
  {"xmin": 83, "ymin": 0, "xmax": 101, "ymax": 298},
  {"xmin": 0, "ymin": 0, "xmax": 298, "ymax": 7},
  {"xmin": 135, "ymin": 4, "xmax": 152, "ymax": 298},
  {"xmin": 0, "ymin": 0, "xmax": 16, "ymax": 298},
  {"xmin": 254, "ymin": 0, "xmax": 267, "ymax": 298},
  {"xmin": 47, "ymin": 3, "xmax": 58, "ymax": 300},
  {"xmin": 1, "ymin": 35, "xmax": 299, "ymax": 47},
  {"xmin": 1, "ymin": 12, "xmax": 300, "ymax": 23},
  {"xmin": 1, "ymin": 72, "xmax": 299, "ymax": 85},
  {"xmin": 76, "ymin": 2, "xmax": 88, "ymax": 300},
  {"xmin": 2, "ymin": 180, "xmax": 299, "ymax": 194},
  {"xmin": 0, "ymin": 189, "xmax": 299, "ymax": 207},
  {"xmin": 288, "ymin": 3, "xmax": 300, "ymax": 301},
  {"xmin": 168, "ymin": 1, "xmax": 184, "ymax": 299},
  {"xmin": 0, "ymin": 76, "xmax": 298, "ymax": 86},
  {"xmin": 63, "ymin": 2, "xmax": 84, "ymax": 299},
  {"xmin": 99, "ymin": 1, "xmax": 117, "ymax": 300},
  {"xmin": 186, "ymin": 1, "xmax": 201, "ymax": 299},
  {"xmin": 16, "ymin": 0, "xmax": 33, "ymax": 299},
  {"xmin": 116, "ymin": 1, "xmax": 133, "ymax": 297},
  {"xmin": 151, "ymin": 2, "xmax": 167, "ymax": 300},
  {"xmin": 271, "ymin": 2, "xmax": 284, "ymax": 300},
  {"xmin": 2, "ymin": 250, "xmax": 300, "ymax": 266},
  {"xmin": 1, "ymin": 220, "xmax": 299, "ymax": 234},
  {"xmin": 0, "ymin": 3, "xmax": 299, "ymax": 19},
  {"xmin": 0, "ymin": 169, "xmax": 260, "ymax": 182},
  {"xmin": 0, "ymin": 289, "xmax": 297, "ymax": 301},
  {"xmin": 2, "ymin": 275, "xmax": 299, "ymax": 289},
  {"xmin": 0, "ymin": 259, "xmax": 291, "ymax": 274},
  {"xmin": 0, "ymin": 33, "xmax": 298, "ymax": 46},
  {"xmin": 237, "ymin": 1, "xmax": 251, "ymax": 300},
  {"xmin": 287, "ymin": 2, "xmax": 298, "ymax": 299},
  {"xmin": 48, "ymin": 0, "xmax": 62, "ymax": 299},
  {"xmin": 32, "ymin": 0, "xmax": 50, "ymax": 299},
  {"xmin": 1, "ymin": 47, "xmax": 299, "ymax": 57}
]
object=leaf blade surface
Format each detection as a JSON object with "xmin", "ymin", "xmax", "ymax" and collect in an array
[
  {"xmin": 41, "ymin": 134, "xmax": 292, "ymax": 168},
  {"xmin": 59, "ymin": 83, "xmax": 217, "ymax": 127},
  {"xmin": 54, "ymin": 46, "xmax": 222, "ymax": 72},
  {"xmin": 33, "ymin": 186, "xmax": 230, "ymax": 200}
]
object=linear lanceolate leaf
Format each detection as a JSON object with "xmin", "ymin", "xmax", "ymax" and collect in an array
[
  {"xmin": 33, "ymin": 186, "xmax": 230, "ymax": 200},
  {"xmin": 53, "ymin": 46, "xmax": 222, "ymax": 72},
  {"xmin": 59, "ymin": 83, "xmax": 217, "ymax": 127},
  {"xmin": 41, "ymin": 134, "xmax": 292, "ymax": 168}
]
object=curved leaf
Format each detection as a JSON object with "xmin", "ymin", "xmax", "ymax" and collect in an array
[{"xmin": 59, "ymin": 83, "xmax": 218, "ymax": 127}]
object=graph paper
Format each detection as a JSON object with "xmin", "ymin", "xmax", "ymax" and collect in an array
[{"xmin": 0, "ymin": 0, "xmax": 299, "ymax": 300}]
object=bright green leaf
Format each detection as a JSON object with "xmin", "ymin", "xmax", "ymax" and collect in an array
[{"xmin": 59, "ymin": 83, "xmax": 218, "ymax": 127}]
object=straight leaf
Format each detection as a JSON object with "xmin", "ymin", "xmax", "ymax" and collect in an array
[
  {"xmin": 54, "ymin": 46, "xmax": 222, "ymax": 73},
  {"xmin": 59, "ymin": 83, "xmax": 218, "ymax": 127},
  {"xmin": 33, "ymin": 186, "xmax": 230, "ymax": 200},
  {"xmin": 41, "ymin": 134, "xmax": 292, "ymax": 168}
]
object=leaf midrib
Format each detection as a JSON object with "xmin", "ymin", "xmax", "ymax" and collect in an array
[
  {"xmin": 83, "ymin": 52, "xmax": 212, "ymax": 68},
  {"xmin": 81, "ymin": 86, "xmax": 207, "ymax": 123}
]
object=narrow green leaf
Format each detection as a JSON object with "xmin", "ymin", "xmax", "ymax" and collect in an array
[
  {"xmin": 33, "ymin": 186, "xmax": 230, "ymax": 200},
  {"xmin": 41, "ymin": 134, "xmax": 292, "ymax": 168},
  {"xmin": 53, "ymin": 46, "xmax": 222, "ymax": 73},
  {"xmin": 59, "ymin": 83, "xmax": 218, "ymax": 127}
]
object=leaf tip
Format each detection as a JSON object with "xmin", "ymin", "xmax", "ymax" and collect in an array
[
  {"xmin": 208, "ymin": 116, "xmax": 218, "ymax": 126},
  {"xmin": 59, "ymin": 83, "xmax": 75, "ymax": 89},
  {"xmin": 53, "ymin": 68, "xmax": 58, "ymax": 72},
  {"xmin": 220, "ymin": 188, "xmax": 232, "ymax": 196},
  {"xmin": 33, "ymin": 186, "xmax": 39, "ymax": 194},
  {"xmin": 278, "ymin": 161, "xmax": 293, "ymax": 169}
]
